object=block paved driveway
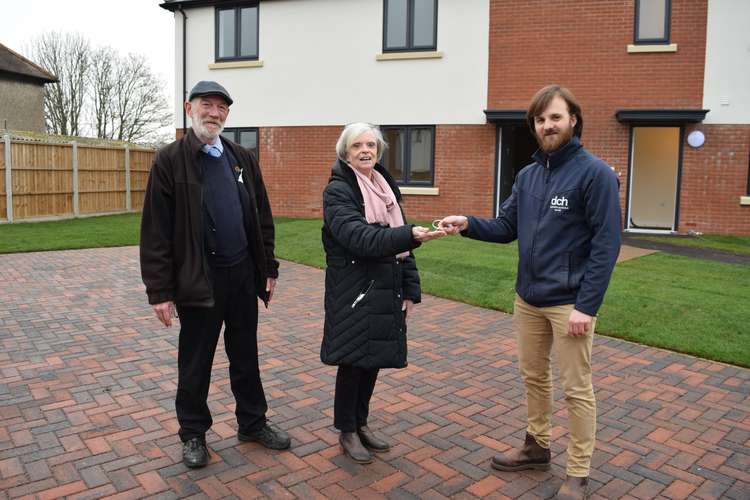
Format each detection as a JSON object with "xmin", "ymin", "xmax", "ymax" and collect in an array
[{"xmin": 1, "ymin": 247, "xmax": 748, "ymax": 499}]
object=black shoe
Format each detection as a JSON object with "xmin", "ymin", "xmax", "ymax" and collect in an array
[
  {"xmin": 357, "ymin": 426, "xmax": 390, "ymax": 452},
  {"xmin": 238, "ymin": 423, "xmax": 291, "ymax": 450},
  {"xmin": 182, "ymin": 437, "xmax": 209, "ymax": 468}
]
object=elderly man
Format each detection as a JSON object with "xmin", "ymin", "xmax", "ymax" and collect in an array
[
  {"xmin": 140, "ymin": 81, "xmax": 289, "ymax": 468},
  {"xmin": 439, "ymin": 85, "xmax": 621, "ymax": 500}
]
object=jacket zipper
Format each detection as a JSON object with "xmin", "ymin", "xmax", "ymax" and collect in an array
[
  {"xmin": 352, "ymin": 279, "xmax": 375, "ymax": 308},
  {"xmin": 527, "ymin": 158, "xmax": 551, "ymax": 298}
]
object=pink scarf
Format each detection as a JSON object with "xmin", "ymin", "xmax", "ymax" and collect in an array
[{"xmin": 348, "ymin": 165, "xmax": 409, "ymax": 260}]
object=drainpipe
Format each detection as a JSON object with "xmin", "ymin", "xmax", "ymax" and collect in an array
[{"xmin": 179, "ymin": 5, "xmax": 188, "ymax": 135}]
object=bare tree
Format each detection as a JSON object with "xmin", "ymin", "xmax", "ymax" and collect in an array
[
  {"xmin": 27, "ymin": 32, "xmax": 172, "ymax": 144},
  {"xmin": 28, "ymin": 32, "xmax": 90, "ymax": 136},
  {"xmin": 89, "ymin": 46, "xmax": 117, "ymax": 139},
  {"xmin": 110, "ymin": 54, "xmax": 172, "ymax": 143}
]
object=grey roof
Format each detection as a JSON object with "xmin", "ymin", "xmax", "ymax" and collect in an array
[
  {"xmin": 0, "ymin": 43, "xmax": 58, "ymax": 83},
  {"xmin": 160, "ymin": 1, "xmax": 273, "ymax": 11}
]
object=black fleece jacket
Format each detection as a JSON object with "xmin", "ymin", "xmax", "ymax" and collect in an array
[{"xmin": 139, "ymin": 128, "xmax": 278, "ymax": 307}]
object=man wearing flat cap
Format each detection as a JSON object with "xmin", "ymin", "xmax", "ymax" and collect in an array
[{"xmin": 140, "ymin": 80, "xmax": 290, "ymax": 468}]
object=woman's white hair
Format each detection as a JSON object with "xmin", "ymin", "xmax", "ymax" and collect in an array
[{"xmin": 335, "ymin": 122, "xmax": 387, "ymax": 162}]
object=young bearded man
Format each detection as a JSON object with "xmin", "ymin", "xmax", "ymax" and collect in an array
[{"xmin": 439, "ymin": 85, "xmax": 621, "ymax": 499}]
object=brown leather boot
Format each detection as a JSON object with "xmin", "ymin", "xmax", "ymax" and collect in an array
[
  {"xmin": 554, "ymin": 475, "xmax": 589, "ymax": 500},
  {"xmin": 339, "ymin": 432, "xmax": 373, "ymax": 464},
  {"xmin": 490, "ymin": 432, "xmax": 551, "ymax": 471}
]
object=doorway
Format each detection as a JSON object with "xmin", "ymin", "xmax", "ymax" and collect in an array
[
  {"xmin": 496, "ymin": 125, "xmax": 537, "ymax": 215},
  {"xmin": 627, "ymin": 127, "xmax": 681, "ymax": 231}
]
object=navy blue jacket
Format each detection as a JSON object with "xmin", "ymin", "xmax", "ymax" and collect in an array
[{"xmin": 465, "ymin": 137, "xmax": 621, "ymax": 316}]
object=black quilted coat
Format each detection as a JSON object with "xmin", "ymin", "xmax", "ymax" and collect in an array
[{"xmin": 320, "ymin": 160, "xmax": 421, "ymax": 369}]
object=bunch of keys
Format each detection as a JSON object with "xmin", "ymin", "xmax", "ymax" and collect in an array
[{"xmin": 431, "ymin": 219, "xmax": 453, "ymax": 231}]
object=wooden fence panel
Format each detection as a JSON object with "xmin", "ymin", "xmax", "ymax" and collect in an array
[
  {"xmin": 0, "ymin": 140, "xmax": 6, "ymax": 220},
  {"xmin": 11, "ymin": 142, "xmax": 74, "ymax": 219},
  {"xmin": 0, "ymin": 136, "xmax": 155, "ymax": 223},
  {"xmin": 78, "ymin": 146, "xmax": 126, "ymax": 214},
  {"xmin": 130, "ymin": 149, "xmax": 153, "ymax": 211}
]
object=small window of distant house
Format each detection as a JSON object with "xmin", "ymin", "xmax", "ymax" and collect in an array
[
  {"xmin": 216, "ymin": 3, "xmax": 259, "ymax": 61},
  {"xmin": 221, "ymin": 127, "xmax": 259, "ymax": 157},
  {"xmin": 383, "ymin": 0, "xmax": 438, "ymax": 52},
  {"xmin": 380, "ymin": 126, "xmax": 435, "ymax": 185},
  {"xmin": 634, "ymin": 0, "xmax": 671, "ymax": 44}
]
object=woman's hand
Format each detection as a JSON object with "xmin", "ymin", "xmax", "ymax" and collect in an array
[
  {"xmin": 402, "ymin": 299, "xmax": 415, "ymax": 320},
  {"xmin": 412, "ymin": 225, "xmax": 446, "ymax": 242}
]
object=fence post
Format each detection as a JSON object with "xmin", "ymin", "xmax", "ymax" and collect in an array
[
  {"xmin": 4, "ymin": 134, "xmax": 12, "ymax": 223},
  {"xmin": 124, "ymin": 145, "xmax": 132, "ymax": 211},
  {"xmin": 72, "ymin": 141, "xmax": 79, "ymax": 217}
]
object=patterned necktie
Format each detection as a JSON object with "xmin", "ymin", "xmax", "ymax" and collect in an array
[{"xmin": 207, "ymin": 146, "xmax": 221, "ymax": 158}]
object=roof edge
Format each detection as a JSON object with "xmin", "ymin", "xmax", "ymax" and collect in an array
[
  {"xmin": 0, "ymin": 42, "xmax": 58, "ymax": 83},
  {"xmin": 483, "ymin": 109, "xmax": 527, "ymax": 124},
  {"xmin": 615, "ymin": 109, "xmax": 710, "ymax": 124}
]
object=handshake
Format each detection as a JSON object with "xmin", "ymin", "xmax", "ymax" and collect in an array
[{"xmin": 411, "ymin": 215, "xmax": 469, "ymax": 242}]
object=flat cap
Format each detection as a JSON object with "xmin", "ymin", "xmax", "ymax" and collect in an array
[{"xmin": 188, "ymin": 80, "xmax": 233, "ymax": 105}]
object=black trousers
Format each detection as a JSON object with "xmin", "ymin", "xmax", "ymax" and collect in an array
[
  {"xmin": 175, "ymin": 258, "xmax": 267, "ymax": 442},
  {"xmin": 334, "ymin": 365, "xmax": 379, "ymax": 432}
]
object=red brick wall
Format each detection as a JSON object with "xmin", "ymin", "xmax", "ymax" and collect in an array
[
  {"xmin": 679, "ymin": 125, "xmax": 750, "ymax": 235},
  {"xmin": 247, "ymin": 124, "xmax": 496, "ymax": 221},
  {"xmin": 401, "ymin": 124, "xmax": 496, "ymax": 221},
  {"xmin": 487, "ymin": 0, "xmax": 734, "ymax": 232},
  {"xmin": 258, "ymin": 125, "xmax": 340, "ymax": 218}
]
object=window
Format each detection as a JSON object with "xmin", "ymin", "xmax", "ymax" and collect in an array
[
  {"xmin": 221, "ymin": 127, "xmax": 259, "ymax": 157},
  {"xmin": 634, "ymin": 0, "xmax": 671, "ymax": 44},
  {"xmin": 380, "ymin": 126, "xmax": 435, "ymax": 185},
  {"xmin": 216, "ymin": 3, "xmax": 259, "ymax": 61},
  {"xmin": 383, "ymin": 0, "xmax": 437, "ymax": 52}
]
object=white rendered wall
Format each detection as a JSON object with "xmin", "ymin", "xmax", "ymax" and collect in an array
[
  {"xmin": 702, "ymin": 0, "xmax": 750, "ymax": 125},
  {"xmin": 172, "ymin": 0, "xmax": 490, "ymax": 128}
]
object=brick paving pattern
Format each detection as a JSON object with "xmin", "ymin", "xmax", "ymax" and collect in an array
[{"xmin": 1, "ymin": 246, "xmax": 748, "ymax": 499}]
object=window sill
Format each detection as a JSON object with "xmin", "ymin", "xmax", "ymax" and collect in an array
[
  {"xmin": 627, "ymin": 43, "xmax": 677, "ymax": 53},
  {"xmin": 400, "ymin": 186, "xmax": 439, "ymax": 196},
  {"xmin": 740, "ymin": 196, "xmax": 750, "ymax": 206},
  {"xmin": 209, "ymin": 60, "xmax": 264, "ymax": 70},
  {"xmin": 376, "ymin": 51, "xmax": 443, "ymax": 61}
]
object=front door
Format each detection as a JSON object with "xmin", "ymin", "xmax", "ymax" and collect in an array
[
  {"xmin": 627, "ymin": 127, "xmax": 681, "ymax": 231},
  {"xmin": 496, "ymin": 125, "xmax": 537, "ymax": 216}
]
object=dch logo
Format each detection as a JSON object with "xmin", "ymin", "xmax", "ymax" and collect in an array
[{"xmin": 550, "ymin": 195, "xmax": 569, "ymax": 211}]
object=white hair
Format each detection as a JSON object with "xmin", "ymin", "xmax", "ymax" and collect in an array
[{"xmin": 335, "ymin": 122, "xmax": 387, "ymax": 162}]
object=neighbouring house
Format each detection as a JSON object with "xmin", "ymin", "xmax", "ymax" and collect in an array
[
  {"xmin": 0, "ymin": 42, "xmax": 57, "ymax": 133},
  {"xmin": 159, "ymin": 0, "xmax": 750, "ymax": 235}
]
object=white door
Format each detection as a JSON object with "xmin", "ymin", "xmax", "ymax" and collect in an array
[{"xmin": 627, "ymin": 127, "xmax": 680, "ymax": 231}]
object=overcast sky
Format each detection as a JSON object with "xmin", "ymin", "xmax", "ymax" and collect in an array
[{"xmin": 1, "ymin": 0, "xmax": 175, "ymax": 105}]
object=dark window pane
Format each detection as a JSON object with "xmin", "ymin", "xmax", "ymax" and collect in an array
[
  {"xmin": 409, "ymin": 128, "xmax": 433, "ymax": 182},
  {"xmin": 413, "ymin": 0, "xmax": 435, "ymax": 47},
  {"xmin": 220, "ymin": 130, "xmax": 235, "ymax": 142},
  {"xmin": 382, "ymin": 129, "xmax": 405, "ymax": 182},
  {"xmin": 386, "ymin": 0, "xmax": 408, "ymax": 49},
  {"xmin": 239, "ymin": 130, "xmax": 258, "ymax": 150},
  {"xmin": 218, "ymin": 9, "xmax": 236, "ymax": 58},
  {"xmin": 638, "ymin": 0, "xmax": 667, "ymax": 40},
  {"xmin": 240, "ymin": 7, "xmax": 258, "ymax": 57}
]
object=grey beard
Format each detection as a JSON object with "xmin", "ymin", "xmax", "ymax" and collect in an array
[{"xmin": 191, "ymin": 119, "xmax": 224, "ymax": 142}]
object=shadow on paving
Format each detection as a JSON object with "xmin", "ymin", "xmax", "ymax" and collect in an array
[
  {"xmin": 621, "ymin": 235, "xmax": 750, "ymax": 265},
  {"xmin": 0, "ymin": 246, "xmax": 748, "ymax": 499}
]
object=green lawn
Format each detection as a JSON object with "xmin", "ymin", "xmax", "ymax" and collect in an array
[
  {"xmin": 2, "ymin": 214, "xmax": 748, "ymax": 367},
  {"xmin": 0, "ymin": 213, "xmax": 141, "ymax": 254},
  {"xmin": 275, "ymin": 218, "xmax": 749, "ymax": 367},
  {"xmin": 631, "ymin": 234, "xmax": 750, "ymax": 256}
]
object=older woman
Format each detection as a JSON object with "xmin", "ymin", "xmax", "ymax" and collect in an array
[{"xmin": 321, "ymin": 123, "xmax": 441, "ymax": 464}]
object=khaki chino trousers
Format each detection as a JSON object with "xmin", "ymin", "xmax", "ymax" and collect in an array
[{"xmin": 514, "ymin": 295, "xmax": 597, "ymax": 477}]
